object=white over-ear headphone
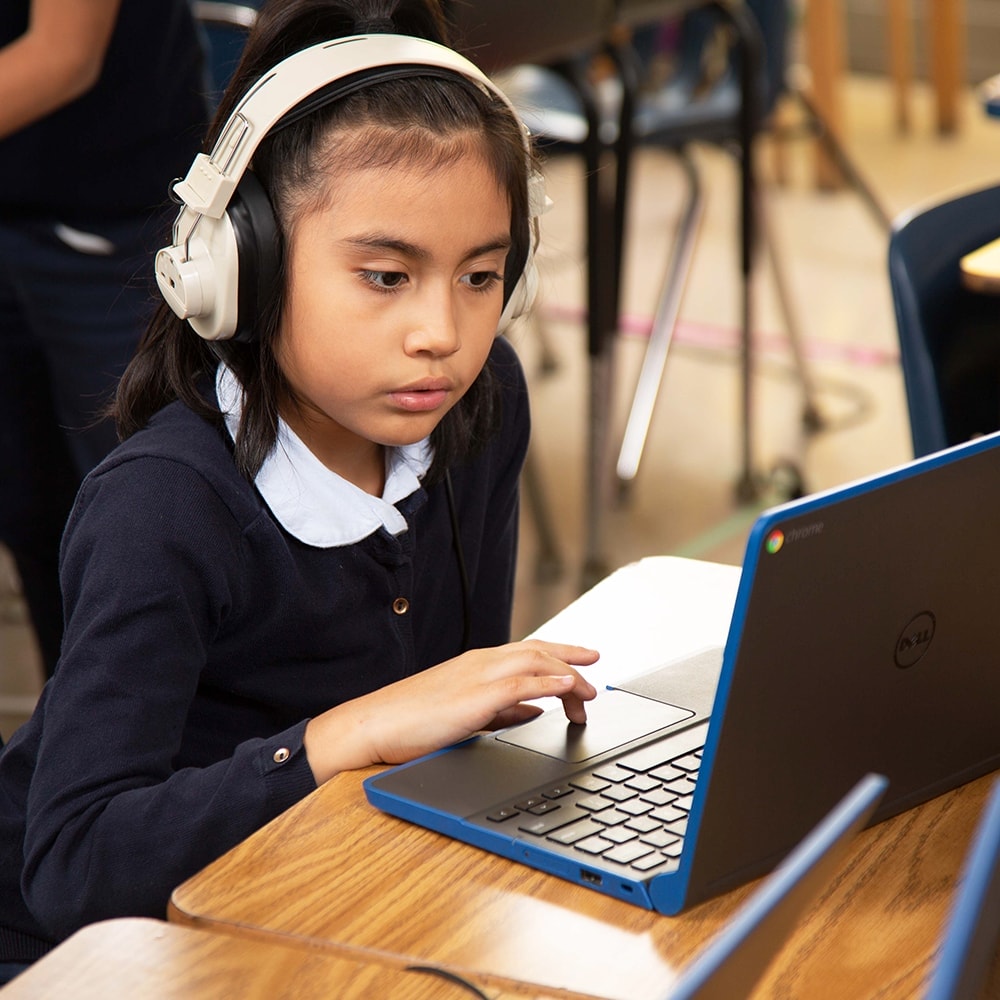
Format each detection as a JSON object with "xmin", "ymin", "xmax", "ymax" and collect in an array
[{"xmin": 155, "ymin": 33, "xmax": 547, "ymax": 342}]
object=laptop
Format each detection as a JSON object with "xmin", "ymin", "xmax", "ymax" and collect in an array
[
  {"xmin": 925, "ymin": 778, "xmax": 1000, "ymax": 1000},
  {"xmin": 365, "ymin": 429, "xmax": 1000, "ymax": 914}
]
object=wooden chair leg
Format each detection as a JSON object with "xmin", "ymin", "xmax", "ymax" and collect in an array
[
  {"xmin": 928, "ymin": 0, "xmax": 965, "ymax": 134},
  {"xmin": 886, "ymin": 0, "xmax": 913, "ymax": 132},
  {"xmin": 803, "ymin": 0, "xmax": 848, "ymax": 189}
]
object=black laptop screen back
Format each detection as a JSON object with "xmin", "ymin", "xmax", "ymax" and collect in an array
[{"xmin": 686, "ymin": 436, "xmax": 1000, "ymax": 905}]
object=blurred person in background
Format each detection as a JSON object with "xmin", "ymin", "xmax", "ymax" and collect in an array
[{"xmin": 0, "ymin": 0, "xmax": 209, "ymax": 680}]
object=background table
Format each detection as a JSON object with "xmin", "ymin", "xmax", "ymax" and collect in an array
[
  {"xmin": 169, "ymin": 557, "xmax": 997, "ymax": 1000},
  {"xmin": 804, "ymin": 0, "xmax": 965, "ymax": 190}
]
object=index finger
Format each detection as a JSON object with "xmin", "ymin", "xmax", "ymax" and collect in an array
[{"xmin": 521, "ymin": 639, "xmax": 601, "ymax": 667}]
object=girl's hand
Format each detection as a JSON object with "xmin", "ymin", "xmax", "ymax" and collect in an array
[{"xmin": 304, "ymin": 640, "xmax": 599, "ymax": 784}]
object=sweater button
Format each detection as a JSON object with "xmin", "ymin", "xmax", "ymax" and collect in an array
[
  {"xmin": 273, "ymin": 748, "xmax": 290, "ymax": 764},
  {"xmin": 392, "ymin": 597, "xmax": 410, "ymax": 615}
]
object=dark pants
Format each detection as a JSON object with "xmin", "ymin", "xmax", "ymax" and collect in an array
[{"xmin": 0, "ymin": 211, "xmax": 168, "ymax": 678}]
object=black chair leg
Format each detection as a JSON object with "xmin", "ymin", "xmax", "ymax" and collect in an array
[{"xmin": 554, "ymin": 56, "xmax": 624, "ymax": 587}]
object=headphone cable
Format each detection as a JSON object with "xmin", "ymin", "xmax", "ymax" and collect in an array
[{"xmin": 443, "ymin": 470, "xmax": 471, "ymax": 653}]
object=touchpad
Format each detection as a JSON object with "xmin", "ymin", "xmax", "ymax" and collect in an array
[{"xmin": 496, "ymin": 689, "xmax": 693, "ymax": 763}]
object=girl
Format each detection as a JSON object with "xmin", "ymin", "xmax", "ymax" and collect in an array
[{"xmin": 0, "ymin": 0, "xmax": 598, "ymax": 972}]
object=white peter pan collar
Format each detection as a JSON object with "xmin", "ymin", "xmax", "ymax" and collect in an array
[{"xmin": 216, "ymin": 364, "xmax": 432, "ymax": 548}]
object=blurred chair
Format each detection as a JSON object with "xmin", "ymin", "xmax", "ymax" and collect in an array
[
  {"xmin": 617, "ymin": 0, "xmax": 797, "ymax": 500},
  {"xmin": 445, "ymin": 0, "xmax": 619, "ymax": 583},
  {"xmin": 888, "ymin": 183, "xmax": 1000, "ymax": 458},
  {"xmin": 190, "ymin": 1, "xmax": 259, "ymax": 106},
  {"xmin": 499, "ymin": 1, "xmax": 824, "ymax": 513}
]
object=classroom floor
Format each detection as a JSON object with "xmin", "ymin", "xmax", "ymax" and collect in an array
[{"xmin": 2, "ymin": 71, "xmax": 1000, "ymax": 738}]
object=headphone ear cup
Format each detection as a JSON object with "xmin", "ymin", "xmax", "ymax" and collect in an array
[
  {"xmin": 155, "ymin": 171, "xmax": 280, "ymax": 342},
  {"xmin": 226, "ymin": 171, "xmax": 281, "ymax": 342},
  {"xmin": 497, "ymin": 248, "xmax": 539, "ymax": 332},
  {"xmin": 497, "ymin": 166, "xmax": 546, "ymax": 333}
]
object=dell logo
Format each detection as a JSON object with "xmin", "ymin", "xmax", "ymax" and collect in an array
[{"xmin": 894, "ymin": 612, "xmax": 936, "ymax": 668}]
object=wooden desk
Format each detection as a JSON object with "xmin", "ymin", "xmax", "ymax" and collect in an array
[
  {"xmin": 169, "ymin": 763, "xmax": 994, "ymax": 999},
  {"xmin": 169, "ymin": 557, "xmax": 995, "ymax": 1000},
  {"xmin": 0, "ymin": 918, "xmax": 523, "ymax": 999},
  {"xmin": 960, "ymin": 236, "xmax": 1000, "ymax": 294}
]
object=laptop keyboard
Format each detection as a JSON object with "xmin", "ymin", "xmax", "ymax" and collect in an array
[{"xmin": 484, "ymin": 740, "xmax": 705, "ymax": 876}]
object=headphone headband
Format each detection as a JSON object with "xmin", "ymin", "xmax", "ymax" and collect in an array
[
  {"xmin": 157, "ymin": 34, "xmax": 546, "ymax": 341},
  {"xmin": 172, "ymin": 35, "xmax": 525, "ymax": 223}
]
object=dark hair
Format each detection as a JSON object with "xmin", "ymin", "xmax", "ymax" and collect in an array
[{"xmin": 114, "ymin": 0, "xmax": 534, "ymax": 485}]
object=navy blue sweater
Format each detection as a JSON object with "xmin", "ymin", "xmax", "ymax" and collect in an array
[{"xmin": 0, "ymin": 339, "xmax": 528, "ymax": 960}]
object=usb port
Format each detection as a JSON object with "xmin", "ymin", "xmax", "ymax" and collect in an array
[{"xmin": 580, "ymin": 870, "xmax": 602, "ymax": 886}]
